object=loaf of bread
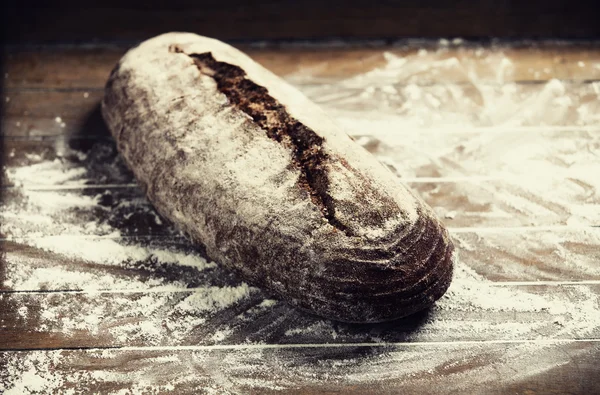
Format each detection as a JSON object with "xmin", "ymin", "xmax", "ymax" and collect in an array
[{"xmin": 101, "ymin": 33, "xmax": 454, "ymax": 323}]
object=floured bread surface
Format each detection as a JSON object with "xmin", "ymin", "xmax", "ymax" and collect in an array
[{"xmin": 101, "ymin": 32, "xmax": 454, "ymax": 322}]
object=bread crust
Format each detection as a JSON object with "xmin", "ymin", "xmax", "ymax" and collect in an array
[{"xmin": 102, "ymin": 33, "xmax": 454, "ymax": 323}]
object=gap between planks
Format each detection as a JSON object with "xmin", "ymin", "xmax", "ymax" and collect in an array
[{"xmin": 2, "ymin": 338, "xmax": 600, "ymax": 353}]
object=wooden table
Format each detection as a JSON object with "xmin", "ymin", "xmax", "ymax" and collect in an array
[{"xmin": 1, "ymin": 40, "xmax": 600, "ymax": 394}]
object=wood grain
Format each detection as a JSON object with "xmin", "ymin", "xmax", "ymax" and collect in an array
[
  {"xmin": 3, "ymin": 226, "xmax": 600, "ymax": 285},
  {"xmin": 4, "ymin": 84, "xmax": 600, "ymax": 138},
  {"xmin": 3, "ymin": 177, "xmax": 599, "ymax": 231}
]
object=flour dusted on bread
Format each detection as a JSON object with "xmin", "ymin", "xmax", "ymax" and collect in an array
[{"xmin": 102, "ymin": 33, "xmax": 454, "ymax": 322}]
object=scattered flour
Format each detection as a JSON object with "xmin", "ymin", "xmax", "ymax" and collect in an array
[
  {"xmin": 1, "ymin": 41, "xmax": 599, "ymax": 393},
  {"xmin": 8, "ymin": 159, "xmax": 88, "ymax": 186},
  {"xmin": 27, "ymin": 236, "xmax": 216, "ymax": 274}
]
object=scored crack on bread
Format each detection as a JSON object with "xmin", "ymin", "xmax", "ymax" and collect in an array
[
  {"xmin": 101, "ymin": 32, "xmax": 455, "ymax": 323},
  {"xmin": 184, "ymin": 49, "xmax": 352, "ymax": 235}
]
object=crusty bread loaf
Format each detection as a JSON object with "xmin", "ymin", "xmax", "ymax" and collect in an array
[{"xmin": 101, "ymin": 33, "xmax": 454, "ymax": 323}]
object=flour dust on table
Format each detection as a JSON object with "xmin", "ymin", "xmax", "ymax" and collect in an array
[{"xmin": 1, "ymin": 41, "xmax": 599, "ymax": 393}]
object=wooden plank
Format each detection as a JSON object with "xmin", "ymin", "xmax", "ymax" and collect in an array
[
  {"xmin": 4, "ymin": 78, "xmax": 600, "ymax": 137},
  {"xmin": 4, "ymin": 45, "xmax": 600, "ymax": 91},
  {"xmin": 5, "ymin": 126, "xmax": 600, "ymax": 191},
  {"xmin": 1, "ymin": 282, "xmax": 598, "ymax": 349},
  {"xmin": 2, "ymin": 177, "xmax": 599, "ymax": 239},
  {"xmin": 0, "ymin": 342, "xmax": 599, "ymax": 394},
  {"xmin": 2, "ymin": 225, "xmax": 600, "ymax": 290},
  {"xmin": 4, "ymin": 125, "xmax": 599, "ymax": 231},
  {"xmin": 3, "ymin": 178, "xmax": 599, "ymax": 234},
  {"xmin": 5, "ymin": 47, "xmax": 386, "ymax": 89},
  {"xmin": 3, "ymin": 0, "xmax": 600, "ymax": 43},
  {"xmin": 5, "ymin": 128, "xmax": 600, "ymax": 182}
]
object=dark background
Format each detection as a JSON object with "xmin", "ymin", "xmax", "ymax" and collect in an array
[{"xmin": 2, "ymin": 0, "xmax": 600, "ymax": 45}]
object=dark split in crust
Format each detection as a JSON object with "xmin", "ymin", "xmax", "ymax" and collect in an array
[{"xmin": 170, "ymin": 45, "xmax": 353, "ymax": 236}]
